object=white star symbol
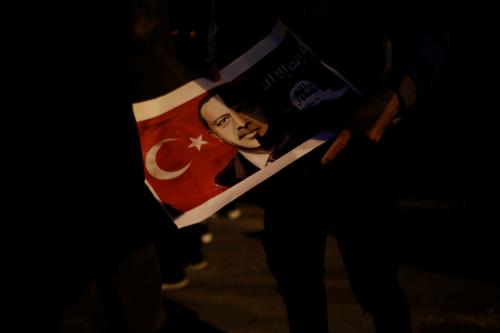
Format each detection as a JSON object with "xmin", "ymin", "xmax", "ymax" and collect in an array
[{"xmin": 188, "ymin": 134, "xmax": 208, "ymax": 151}]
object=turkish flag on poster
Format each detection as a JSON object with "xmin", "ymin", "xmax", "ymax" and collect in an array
[
  {"xmin": 136, "ymin": 94, "xmax": 236, "ymax": 215},
  {"xmin": 134, "ymin": 21, "xmax": 352, "ymax": 227}
]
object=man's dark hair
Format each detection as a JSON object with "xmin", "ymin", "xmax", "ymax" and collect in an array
[
  {"xmin": 198, "ymin": 83, "xmax": 234, "ymax": 129},
  {"xmin": 198, "ymin": 82, "xmax": 259, "ymax": 129}
]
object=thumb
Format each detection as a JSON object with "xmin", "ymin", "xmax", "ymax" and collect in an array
[{"xmin": 320, "ymin": 128, "xmax": 352, "ymax": 165}]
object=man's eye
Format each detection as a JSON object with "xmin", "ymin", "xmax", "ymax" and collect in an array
[{"xmin": 216, "ymin": 115, "xmax": 230, "ymax": 127}]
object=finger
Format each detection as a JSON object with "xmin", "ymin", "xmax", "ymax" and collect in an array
[
  {"xmin": 321, "ymin": 128, "xmax": 352, "ymax": 165},
  {"xmin": 367, "ymin": 93, "xmax": 399, "ymax": 142}
]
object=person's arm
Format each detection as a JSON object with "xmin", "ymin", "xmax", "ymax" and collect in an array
[{"xmin": 321, "ymin": 0, "xmax": 450, "ymax": 164}]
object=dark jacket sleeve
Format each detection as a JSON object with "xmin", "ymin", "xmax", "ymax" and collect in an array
[
  {"xmin": 215, "ymin": 154, "xmax": 260, "ymax": 188},
  {"xmin": 275, "ymin": 0, "xmax": 450, "ymax": 98},
  {"xmin": 384, "ymin": 0, "xmax": 450, "ymax": 97}
]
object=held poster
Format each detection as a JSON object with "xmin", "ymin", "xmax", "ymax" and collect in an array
[{"xmin": 133, "ymin": 21, "xmax": 359, "ymax": 228}]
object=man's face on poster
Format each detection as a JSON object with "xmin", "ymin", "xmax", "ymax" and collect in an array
[{"xmin": 200, "ymin": 95, "xmax": 269, "ymax": 149}]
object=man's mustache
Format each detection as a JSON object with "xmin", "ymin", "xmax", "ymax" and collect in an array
[{"xmin": 237, "ymin": 121, "xmax": 260, "ymax": 139}]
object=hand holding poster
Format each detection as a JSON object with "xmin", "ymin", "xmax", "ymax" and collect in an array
[{"xmin": 133, "ymin": 21, "xmax": 359, "ymax": 228}]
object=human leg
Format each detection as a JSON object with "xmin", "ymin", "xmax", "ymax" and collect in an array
[
  {"xmin": 262, "ymin": 171, "xmax": 330, "ymax": 333},
  {"xmin": 181, "ymin": 224, "xmax": 208, "ymax": 270},
  {"xmin": 336, "ymin": 227, "xmax": 411, "ymax": 333},
  {"xmin": 155, "ymin": 222, "xmax": 189, "ymax": 290},
  {"xmin": 107, "ymin": 243, "xmax": 165, "ymax": 333},
  {"xmin": 60, "ymin": 243, "xmax": 165, "ymax": 333},
  {"xmin": 331, "ymin": 139, "xmax": 412, "ymax": 333}
]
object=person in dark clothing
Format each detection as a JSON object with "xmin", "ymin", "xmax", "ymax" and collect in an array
[
  {"xmin": 105, "ymin": 1, "xmax": 449, "ymax": 332},
  {"xmin": 175, "ymin": 1, "xmax": 449, "ymax": 332},
  {"xmin": 261, "ymin": 2, "xmax": 449, "ymax": 333},
  {"xmin": 29, "ymin": 1, "xmax": 187, "ymax": 331}
]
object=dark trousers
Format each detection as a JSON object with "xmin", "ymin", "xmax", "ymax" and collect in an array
[
  {"xmin": 262, "ymin": 137, "xmax": 412, "ymax": 333},
  {"xmin": 49, "ymin": 243, "xmax": 164, "ymax": 333},
  {"xmin": 155, "ymin": 221, "xmax": 205, "ymax": 282}
]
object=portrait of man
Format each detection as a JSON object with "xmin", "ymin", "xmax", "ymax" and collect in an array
[{"xmin": 199, "ymin": 83, "xmax": 299, "ymax": 187}]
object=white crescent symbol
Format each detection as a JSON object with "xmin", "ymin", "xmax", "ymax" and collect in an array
[{"xmin": 145, "ymin": 139, "xmax": 192, "ymax": 180}]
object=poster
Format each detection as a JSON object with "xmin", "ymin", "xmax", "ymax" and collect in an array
[{"xmin": 133, "ymin": 21, "xmax": 359, "ymax": 228}]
